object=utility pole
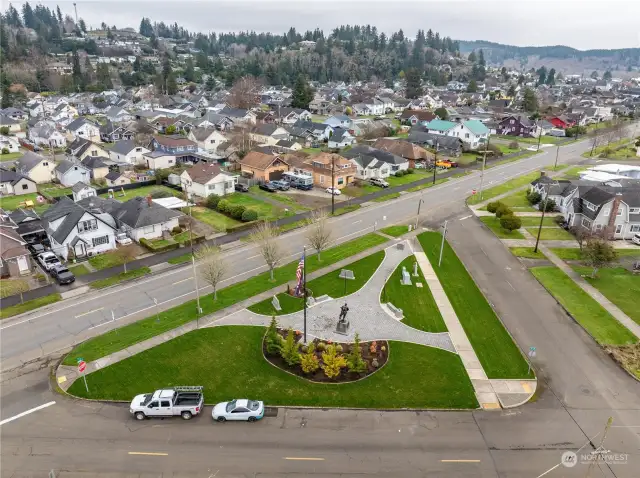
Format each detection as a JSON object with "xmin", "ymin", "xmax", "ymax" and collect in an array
[
  {"xmin": 533, "ymin": 184, "xmax": 550, "ymax": 253},
  {"xmin": 415, "ymin": 194, "xmax": 424, "ymax": 229},
  {"xmin": 536, "ymin": 122, "xmax": 542, "ymax": 151},
  {"xmin": 331, "ymin": 154, "xmax": 335, "ymax": 214},
  {"xmin": 553, "ymin": 145, "xmax": 560, "ymax": 170},
  {"xmin": 438, "ymin": 220, "xmax": 448, "ymax": 267},
  {"xmin": 432, "ymin": 140, "xmax": 439, "ymax": 184},
  {"xmin": 479, "ymin": 135, "xmax": 490, "ymax": 200},
  {"xmin": 188, "ymin": 195, "xmax": 201, "ymax": 321}
]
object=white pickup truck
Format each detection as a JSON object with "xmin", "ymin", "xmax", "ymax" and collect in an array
[{"xmin": 130, "ymin": 386, "xmax": 204, "ymax": 420}]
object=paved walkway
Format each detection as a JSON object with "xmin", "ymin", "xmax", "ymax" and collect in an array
[
  {"xmin": 474, "ymin": 210, "xmax": 562, "ymax": 217},
  {"xmin": 209, "ymin": 241, "xmax": 456, "ymax": 352}
]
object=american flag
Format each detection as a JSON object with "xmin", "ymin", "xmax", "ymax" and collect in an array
[{"xmin": 294, "ymin": 253, "xmax": 305, "ymax": 296}]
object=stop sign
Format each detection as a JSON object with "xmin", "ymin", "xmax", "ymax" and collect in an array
[{"xmin": 78, "ymin": 361, "xmax": 86, "ymax": 373}]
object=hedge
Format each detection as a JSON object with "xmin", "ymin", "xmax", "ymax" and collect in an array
[{"xmin": 139, "ymin": 238, "xmax": 180, "ymax": 253}]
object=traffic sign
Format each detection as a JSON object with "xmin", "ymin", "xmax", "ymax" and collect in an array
[
  {"xmin": 78, "ymin": 360, "xmax": 86, "ymax": 373},
  {"xmin": 472, "ymin": 189, "xmax": 477, "ymax": 195}
]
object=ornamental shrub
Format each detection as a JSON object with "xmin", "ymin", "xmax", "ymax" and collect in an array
[{"xmin": 241, "ymin": 209, "xmax": 258, "ymax": 222}]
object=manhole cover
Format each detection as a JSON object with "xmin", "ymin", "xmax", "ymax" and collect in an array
[{"xmin": 580, "ymin": 386, "xmax": 593, "ymax": 396}]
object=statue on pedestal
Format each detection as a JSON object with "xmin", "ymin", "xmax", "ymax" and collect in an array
[{"xmin": 336, "ymin": 303, "xmax": 350, "ymax": 335}]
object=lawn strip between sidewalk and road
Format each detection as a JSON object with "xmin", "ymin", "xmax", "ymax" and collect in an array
[
  {"xmin": 62, "ymin": 233, "xmax": 389, "ymax": 365},
  {"xmin": 479, "ymin": 217, "xmax": 525, "ymax": 239},
  {"xmin": 530, "ymin": 267, "xmax": 637, "ymax": 345},
  {"xmin": 0, "ymin": 293, "xmax": 62, "ymax": 320},
  {"xmin": 90, "ymin": 267, "xmax": 151, "ymax": 290},
  {"xmin": 509, "ymin": 247, "xmax": 546, "ymax": 259},
  {"xmin": 380, "ymin": 225, "xmax": 411, "ymax": 238},
  {"xmin": 67, "ymin": 326, "xmax": 479, "ymax": 409},
  {"xmin": 248, "ymin": 251, "xmax": 385, "ymax": 316},
  {"xmin": 418, "ymin": 232, "xmax": 533, "ymax": 378}
]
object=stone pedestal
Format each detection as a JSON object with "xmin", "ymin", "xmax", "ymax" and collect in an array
[{"xmin": 336, "ymin": 319, "xmax": 350, "ymax": 335}]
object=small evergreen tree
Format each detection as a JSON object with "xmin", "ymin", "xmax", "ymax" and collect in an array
[
  {"xmin": 321, "ymin": 344, "xmax": 347, "ymax": 379},
  {"xmin": 346, "ymin": 333, "xmax": 367, "ymax": 373},
  {"xmin": 281, "ymin": 328, "xmax": 301, "ymax": 366},
  {"xmin": 300, "ymin": 343, "xmax": 319, "ymax": 374},
  {"xmin": 265, "ymin": 316, "xmax": 282, "ymax": 355},
  {"xmin": 500, "ymin": 215, "xmax": 522, "ymax": 232}
]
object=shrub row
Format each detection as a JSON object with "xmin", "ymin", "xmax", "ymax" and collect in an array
[
  {"xmin": 206, "ymin": 194, "xmax": 258, "ymax": 222},
  {"xmin": 394, "ymin": 168, "xmax": 415, "ymax": 178},
  {"xmin": 139, "ymin": 238, "xmax": 180, "ymax": 253},
  {"xmin": 486, "ymin": 201, "xmax": 522, "ymax": 232}
]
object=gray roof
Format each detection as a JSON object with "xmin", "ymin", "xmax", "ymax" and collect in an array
[
  {"xmin": 112, "ymin": 196, "xmax": 182, "ymax": 228},
  {"xmin": 41, "ymin": 197, "xmax": 113, "ymax": 244},
  {"xmin": 219, "ymin": 106, "xmax": 249, "ymax": 118},
  {"xmin": 56, "ymin": 159, "xmax": 88, "ymax": 174},
  {"xmin": 66, "ymin": 117, "xmax": 95, "ymax": 132},
  {"xmin": 71, "ymin": 181, "xmax": 93, "ymax": 193},
  {"xmin": 0, "ymin": 115, "xmax": 19, "ymax": 125},
  {"xmin": 105, "ymin": 170, "xmax": 124, "ymax": 181},
  {"xmin": 81, "ymin": 155, "xmax": 108, "ymax": 169},
  {"xmin": 0, "ymin": 168, "xmax": 33, "ymax": 186},
  {"xmin": 110, "ymin": 140, "xmax": 137, "ymax": 156},
  {"xmin": 190, "ymin": 127, "xmax": 218, "ymax": 141},
  {"xmin": 349, "ymin": 154, "xmax": 386, "ymax": 170},
  {"xmin": 15, "ymin": 151, "xmax": 48, "ymax": 172},
  {"xmin": 343, "ymin": 145, "xmax": 406, "ymax": 166}
]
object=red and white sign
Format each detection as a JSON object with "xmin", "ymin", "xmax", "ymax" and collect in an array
[
  {"xmin": 78, "ymin": 361, "xmax": 86, "ymax": 373},
  {"xmin": 472, "ymin": 189, "xmax": 477, "ymax": 195}
]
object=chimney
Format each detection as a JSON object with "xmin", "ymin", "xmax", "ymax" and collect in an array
[
  {"xmin": 606, "ymin": 193, "xmax": 623, "ymax": 239},
  {"xmin": 146, "ymin": 195, "xmax": 153, "ymax": 207},
  {"xmin": 540, "ymin": 170, "xmax": 546, "ymax": 177}
]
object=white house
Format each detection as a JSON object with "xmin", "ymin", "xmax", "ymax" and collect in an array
[
  {"xmin": 424, "ymin": 119, "xmax": 489, "ymax": 150},
  {"xmin": 348, "ymin": 154, "xmax": 391, "ymax": 179},
  {"xmin": 65, "ymin": 118, "xmax": 101, "ymax": 143},
  {"xmin": 323, "ymin": 115, "xmax": 352, "ymax": 129},
  {"xmin": 71, "ymin": 182, "xmax": 97, "ymax": 202},
  {"xmin": 28, "ymin": 121, "xmax": 67, "ymax": 148},
  {"xmin": 41, "ymin": 196, "xmax": 117, "ymax": 260},
  {"xmin": 113, "ymin": 196, "xmax": 182, "ymax": 242},
  {"xmin": 249, "ymin": 124, "xmax": 291, "ymax": 146},
  {"xmin": 109, "ymin": 140, "xmax": 151, "ymax": 165},
  {"xmin": 188, "ymin": 128, "xmax": 227, "ymax": 152},
  {"xmin": 105, "ymin": 106, "xmax": 134, "ymax": 123},
  {"xmin": 328, "ymin": 129, "xmax": 356, "ymax": 149},
  {"xmin": 55, "ymin": 159, "xmax": 91, "ymax": 186},
  {"xmin": 0, "ymin": 169, "xmax": 38, "ymax": 196},
  {"xmin": 15, "ymin": 151, "xmax": 56, "ymax": 184},
  {"xmin": 180, "ymin": 163, "xmax": 238, "ymax": 199},
  {"xmin": 0, "ymin": 135, "xmax": 20, "ymax": 154},
  {"xmin": 143, "ymin": 151, "xmax": 177, "ymax": 170}
]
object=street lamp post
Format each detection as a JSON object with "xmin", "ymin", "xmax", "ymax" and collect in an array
[
  {"xmin": 188, "ymin": 195, "xmax": 202, "ymax": 319},
  {"xmin": 553, "ymin": 145, "xmax": 560, "ymax": 170}
]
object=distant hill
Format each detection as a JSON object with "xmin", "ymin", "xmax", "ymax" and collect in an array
[{"xmin": 459, "ymin": 40, "xmax": 640, "ymax": 74}]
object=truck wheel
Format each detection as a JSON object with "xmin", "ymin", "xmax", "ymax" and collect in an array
[
  {"xmin": 217, "ymin": 416, "xmax": 226, "ymax": 422},
  {"xmin": 248, "ymin": 416, "xmax": 257, "ymax": 422},
  {"xmin": 134, "ymin": 412, "xmax": 146, "ymax": 421},
  {"xmin": 181, "ymin": 411, "xmax": 192, "ymax": 420}
]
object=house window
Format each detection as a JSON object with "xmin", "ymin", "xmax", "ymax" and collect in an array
[
  {"xmin": 43, "ymin": 162, "xmax": 48, "ymax": 166},
  {"xmin": 143, "ymin": 225, "xmax": 155, "ymax": 234},
  {"xmin": 630, "ymin": 225, "xmax": 640, "ymax": 232},
  {"xmin": 630, "ymin": 208, "xmax": 640, "ymax": 214},
  {"xmin": 168, "ymin": 159, "xmax": 174, "ymax": 164},
  {"xmin": 465, "ymin": 133, "xmax": 470, "ymax": 138},
  {"xmin": 584, "ymin": 201, "xmax": 596, "ymax": 211},
  {"xmin": 78, "ymin": 219, "xmax": 98, "ymax": 232},
  {"xmin": 22, "ymin": 183, "xmax": 29, "ymax": 190},
  {"xmin": 92, "ymin": 236, "xmax": 109, "ymax": 246},
  {"xmin": 617, "ymin": 208, "xmax": 623, "ymax": 216},
  {"xmin": 337, "ymin": 177, "xmax": 344, "ymax": 185},
  {"xmin": 581, "ymin": 218, "xmax": 592, "ymax": 228},
  {"xmin": 510, "ymin": 119, "xmax": 515, "ymax": 124},
  {"xmin": 208, "ymin": 184, "xmax": 216, "ymax": 191},
  {"xmin": 319, "ymin": 175, "xmax": 325, "ymax": 184}
]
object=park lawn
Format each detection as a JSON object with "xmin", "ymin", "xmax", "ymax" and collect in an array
[
  {"xmin": 551, "ymin": 248, "xmax": 640, "ymax": 261},
  {"xmin": 480, "ymin": 216, "xmax": 525, "ymax": 239},
  {"xmin": 68, "ymin": 263, "xmax": 91, "ymax": 276},
  {"xmin": 510, "ymin": 247, "xmax": 546, "ymax": 259},
  {"xmin": 0, "ymin": 151, "xmax": 24, "ymax": 161},
  {"xmin": 88, "ymin": 252, "xmax": 126, "ymax": 270},
  {"xmin": 0, "ymin": 293, "xmax": 62, "ymax": 320},
  {"xmin": 62, "ymin": 233, "xmax": 389, "ymax": 365},
  {"xmin": 530, "ymin": 267, "xmax": 637, "ymax": 345},
  {"xmin": 225, "ymin": 192, "xmax": 280, "ymax": 220},
  {"xmin": 575, "ymin": 266, "xmax": 640, "ymax": 327},
  {"xmin": 0, "ymin": 278, "xmax": 29, "ymax": 298},
  {"xmin": 189, "ymin": 206, "xmax": 241, "ymax": 232},
  {"xmin": 380, "ymin": 225, "xmax": 411, "ymax": 237},
  {"xmin": 343, "ymin": 183, "xmax": 379, "ymax": 197},
  {"xmin": 383, "ymin": 256, "xmax": 447, "ymax": 333},
  {"xmin": 248, "ymin": 251, "xmax": 385, "ymax": 316},
  {"xmin": 525, "ymin": 227, "xmax": 574, "ymax": 241},
  {"xmin": 372, "ymin": 192, "xmax": 400, "ymax": 202},
  {"xmin": 90, "ymin": 267, "xmax": 151, "ymax": 289},
  {"xmin": 468, "ymin": 170, "xmax": 542, "ymax": 205},
  {"xmin": 385, "ymin": 170, "xmax": 429, "ymax": 187},
  {"xmin": 406, "ymin": 178, "xmax": 449, "ymax": 192},
  {"xmin": 516, "ymin": 216, "xmax": 560, "ymax": 227},
  {"xmin": 419, "ymin": 232, "xmax": 532, "ymax": 378},
  {"xmin": 67, "ymin": 326, "xmax": 478, "ymax": 409},
  {"xmin": 99, "ymin": 185, "xmax": 180, "ymax": 202},
  {"xmin": 0, "ymin": 193, "xmax": 41, "ymax": 212}
]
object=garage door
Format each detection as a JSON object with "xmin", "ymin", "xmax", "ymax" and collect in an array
[{"xmin": 269, "ymin": 170, "xmax": 284, "ymax": 181}]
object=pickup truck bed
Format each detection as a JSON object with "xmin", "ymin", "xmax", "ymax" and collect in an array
[{"xmin": 175, "ymin": 392, "xmax": 202, "ymax": 406}]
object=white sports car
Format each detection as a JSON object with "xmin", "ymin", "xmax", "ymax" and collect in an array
[{"xmin": 212, "ymin": 399, "xmax": 264, "ymax": 422}]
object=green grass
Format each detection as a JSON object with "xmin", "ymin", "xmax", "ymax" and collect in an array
[
  {"xmin": 0, "ymin": 278, "xmax": 29, "ymax": 298},
  {"xmin": 496, "ymin": 144, "xmax": 521, "ymax": 154},
  {"xmin": 468, "ymin": 170, "xmax": 543, "ymax": 205},
  {"xmin": 531, "ymin": 267, "xmax": 637, "ymax": 345},
  {"xmin": 68, "ymin": 263, "xmax": 91, "ymax": 276},
  {"xmin": 559, "ymin": 166, "xmax": 587, "ymax": 179},
  {"xmin": 278, "ymin": 219, "xmax": 308, "ymax": 234},
  {"xmin": 63, "ymin": 233, "xmax": 389, "ymax": 365},
  {"xmin": 575, "ymin": 266, "xmax": 640, "ymax": 327},
  {"xmin": 233, "ymin": 191, "xmax": 285, "ymax": 220},
  {"xmin": 406, "ymin": 178, "xmax": 449, "ymax": 192},
  {"xmin": 516, "ymin": 216, "xmax": 561, "ymax": 227},
  {"xmin": 484, "ymin": 191, "xmax": 537, "ymax": 211},
  {"xmin": 248, "ymin": 251, "xmax": 385, "ymax": 316},
  {"xmin": 343, "ymin": 183, "xmax": 378, "ymax": 197},
  {"xmin": 332, "ymin": 204, "xmax": 361, "ymax": 216},
  {"xmin": 0, "ymin": 151, "xmax": 24, "ymax": 161},
  {"xmin": 189, "ymin": 206, "xmax": 241, "ymax": 232},
  {"xmin": 88, "ymin": 252, "xmax": 126, "ymax": 270},
  {"xmin": 479, "ymin": 216, "xmax": 525, "ymax": 239},
  {"xmin": 583, "ymin": 138, "xmax": 634, "ymax": 158},
  {"xmin": 496, "ymin": 135, "xmax": 560, "ymax": 144},
  {"xmin": 39, "ymin": 185, "xmax": 73, "ymax": 199},
  {"xmin": 550, "ymin": 248, "xmax": 640, "ymax": 261},
  {"xmin": 385, "ymin": 170, "xmax": 429, "ymax": 187},
  {"xmin": 0, "ymin": 293, "xmax": 62, "ymax": 320},
  {"xmin": 99, "ymin": 185, "xmax": 180, "ymax": 202},
  {"xmin": 0, "ymin": 193, "xmax": 41, "ymax": 212},
  {"xmin": 458, "ymin": 153, "xmax": 479, "ymax": 165},
  {"xmin": 418, "ymin": 232, "xmax": 532, "ymax": 378},
  {"xmin": 167, "ymin": 253, "xmax": 193, "ymax": 265},
  {"xmin": 382, "ymin": 256, "xmax": 447, "ymax": 333},
  {"xmin": 380, "ymin": 225, "xmax": 411, "ymax": 237},
  {"xmin": 510, "ymin": 247, "xmax": 546, "ymax": 259},
  {"xmin": 90, "ymin": 267, "xmax": 151, "ymax": 289},
  {"xmin": 67, "ymin": 326, "xmax": 478, "ymax": 409},
  {"xmin": 301, "ymin": 147, "xmax": 323, "ymax": 154},
  {"xmin": 248, "ymin": 187, "xmax": 306, "ymax": 211},
  {"xmin": 372, "ymin": 192, "xmax": 400, "ymax": 202},
  {"xmin": 605, "ymin": 146, "xmax": 638, "ymax": 159},
  {"xmin": 525, "ymin": 227, "xmax": 574, "ymax": 241}
]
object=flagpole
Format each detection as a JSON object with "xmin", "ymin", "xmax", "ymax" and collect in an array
[{"xmin": 303, "ymin": 245, "xmax": 307, "ymax": 344}]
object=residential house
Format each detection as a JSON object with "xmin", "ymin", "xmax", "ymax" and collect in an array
[
  {"xmin": 343, "ymin": 145, "xmax": 409, "ymax": 174},
  {"xmin": 372, "ymin": 138, "xmax": 434, "ymax": 167},
  {"xmin": 249, "ymin": 124, "xmax": 291, "ymax": 146},
  {"xmin": 0, "ymin": 115, "xmax": 22, "ymax": 134},
  {"xmin": 109, "ymin": 140, "xmax": 151, "ymax": 165},
  {"xmin": 275, "ymin": 139, "xmax": 303, "ymax": 151},
  {"xmin": 187, "ymin": 127, "xmax": 227, "ymax": 152},
  {"xmin": 8, "ymin": 208, "xmax": 45, "ymax": 244},
  {"xmin": 150, "ymin": 135, "xmax": 197, "ymax": 155},
  {"xmin": 143, "ymin": 151, "xmax": 177, "ymax": 170},
  {"xmin": 302, "ymin": 153, "xmax": 357, "ymax": 189},
  {"xmin": 55, "ymin": 159, "xmax": 90, "ymax": 187},
  {"xmin": 71, "ymin": 182, "xmax": 97, "ymax": 202},
  {"xmin": 218, "ymin": 106, "xmax": 257, "ymax": 125},
  {"xmin": 292, "ymin": 120, "xmax": 334, "ymax": 141},
  {"xmin": 323, "ymin": 115, "xmax": 352, "ymax": 129},
  {"xmin": 180, "ymin": 162, "xmax": 238, "ymax": 198},
  {"xmin": 273, "ymin": 107, "xmax": 312, "ymax": 124},
  {"xmin": 41, "ymin": 196, "xmax": 118, "ymax": 260},
  {"xmin": 105, "ymin": 170, "xmax": 132, "ymax": 187},
  {"xmin": 352, "ymin": 98, "xmax": 385, "ymax": 116},
  {"xmin": 66, "ymin": 137, "xmax": 109, "ymax": 161},
  {"xmin": 194, "ymin": 111, "xmax": 233, "ymax": 130},
  {"xmin": 112, "ymin": 196, "xmax": 182, "ymax": 242},
  {"xmin": 104, "ymin": 106, "xmax": 134, "ymax": 123},
  {"xmin": 424, "ymin": 119, "xmax": 489, "ymax": 150},
  {"xmin": 99, "ymin": 121, "xmax": 135, "ymax": 142},
  {"xmin": 407, "ymin": 126, "xmax": 464, "ymax": 157},
  {"xmin": 0, "ymin": 214, "xmax": 31, "ymax": 277},
  {"xmin": 497, "ymin": 115, "xmax": 539, "ymax": 138},
  {"xmin": 328, "ymin": 129, "xmax": 356, "ymax": 149},
  {"xmin": 1, "ymin": 108, "xmax": 27, "ymax": 121},
  {"xmin": 80, "ymin": 156, "xmax": 110, "ymax": 181},
  {"xmin": 28, "ymin": 121, "xmax": 67, "ymax": 148},
  {"xmin": 15, "ymin": 152, "xmax": 56, "ymax": 184},
  {"xmin": 64, "ymin": 117, "xmax": 102, "ymax": 143},
  {"xmin": 0, "ymin": 169, "xmax": 37, "ymax": 197},
  {"xmin": 346, "ymin": 153, "xmax": 392, "ymax": 180},
  {"xmin": 0, "ymin": 135, "xmax": 20, "ymax": 153},
  {"xmin": 399, "ymin": 110, "xmax": 437, "ymax": 126},
  {"xmin": 548, "ymin": 115, "xmax": 575, "ymax": 130},
  {"xmin": 238, "ymin": 151, "xmax": 290, "ymax": 181}
]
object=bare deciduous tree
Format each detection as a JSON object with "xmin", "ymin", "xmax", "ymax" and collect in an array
[
  {"xmin": 227, "ymin": 75, "xmax": 262, "ymax": 109},
  {"xmin": 114, "ymin": 245, "xmax": 138, "ymax": 273},
  {"xmin": 589, "ymin": 130, "xmax": 601, "ymax": 156},
  {"xmin": 250, "ymin": 221, "xmax": 284, "ymax": 281},
  {"xmin": 195, "ymin": 245, "xmax": 227, "ymax": 300},
  {"xmin": 306, "ymin": 210, "xmax": 333, "ymax": 261}
]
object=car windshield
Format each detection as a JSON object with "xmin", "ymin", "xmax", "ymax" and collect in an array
[
  {"xmin": 225, "ymin": 400, "xmax": 237, "ymax": 412},
  {"xmin": 247, "ymin": 400, "xmax": 261, "ymax": 411},
  {"xmin": 45, "ymin": 256, "xmax": 58, "ymax": 263},
  {"xmin": 56, "ymin": 267, "xmax": 69, "ymax": 274}
]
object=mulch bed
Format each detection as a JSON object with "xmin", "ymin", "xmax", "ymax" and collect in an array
[{"xmin": 264, "ymin": 329, "xmax": 389, "ymax": 383}]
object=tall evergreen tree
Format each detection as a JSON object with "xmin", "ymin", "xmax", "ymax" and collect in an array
[
  {"xmin": 523, "ymin": 87, "xmax": 538, "ymax": 112},
  {"xmin": 22, "ymin": 2, "xmax": 36, "ymax": 29},
  {"xmin": 291, "ymin": 74, "xmax": 313, "ymax": 109},
  {"xmin": 56, "ymin": 5, "xmax": 63, "ymax": 23},
  {"xmin": 184, "ymin": 57, "xmax": 195, "ymax": 82},
  {"xmin": 478, "ymin": 49, "xmax": 485, "ymax": 66},
  {"xmin": 405, "ymin": 67, "xmax": 423, "ymax": 99},
  {"xmin": 71, "ymin": 47, "xmax": 83, "ymax": 90}
]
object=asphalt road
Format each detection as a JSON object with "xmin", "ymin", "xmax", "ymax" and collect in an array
[
  {"xmin": 1, "ymin": 133, "xmax": 639, "ymax": 477},
  {"xmin": 0, "ymin": 136, "xmax": 626, "ymax": 369}
]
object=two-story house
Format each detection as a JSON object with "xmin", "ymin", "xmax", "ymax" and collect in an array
[
  {"xmin": 15, "ymin": 152, "xmax": 56, "ymax": 184},
  {"xmin": 28, "ymin": 121, "xmax": 67, "ymax": 148},
  {"xmin": 288, "ymin": 152, "xmax": 357, "ymax": 189},
  {"xmin": 65, "ymin": 117, "xmax": 102, "ymax": 143},
  {"xmin": 99, "ymin": 121, "xmax": 135, "ymax": 142},
  {"xmin": 55, "ymin": 159, "xmax": 91, "ymax": 187},
  {"xmin": 187, "ymin": 127, "xmax": 227, "ymax": 152},
  {"xmin": 249, "ymin": 124, "xmax": 291, "ymax": 146},
  {"xmin": 424, "ymin": 119, "xmax": 489, "ymax": 150},
  {"xmin": 498, "ymin": 115, "xmax": 539, "ymax": 138},
  {"xmin": 66, "ymin": 137, "xmax": 109, "ymax": 162},
  {"xmin": 150, "ymin": 135, "xmax": 197, "ymax": 155},
  {"xmin": 109, "ymin": 140, "xmax": 151, "ymax": 166}
]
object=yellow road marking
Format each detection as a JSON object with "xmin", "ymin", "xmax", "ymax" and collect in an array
[
  {"xmin": 75, "ymin": 307, "xmax": 103, "ymax": 318},
  {"xmin": 441, "ymin": 459, "xmax": 481, "ymax": 463},
  {"xmin": 284, "ymin": 457, "xmax": 325, "ymax": 461},
  {"xmin": 57, "ymin": 376, "xmax": 67, "ymax": 384},
  {"xmin": 128, "ymin": 452, "xmax": 168, "ymax": 456},
  {"xmin": 521, "ymin": 382, "xmax": 532, "ymax": 393}
]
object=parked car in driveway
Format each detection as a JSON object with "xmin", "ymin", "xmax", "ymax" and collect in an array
[
  {"xmin": 28, "ymin": 243, "xmax": 46, "ymax": 256},
  {"xmin": 270, "ymin": 180, "xmax": 290, "ymax": 191},
  {"xmin": 325, "ymin": 187, "xmax": 341, "ymax": 195},
  {"xmin": 130, "ymin": 386, "xmax": 204, "ymax": 421},
  {"xmin": 212, "ymin": 399, "xmax": 264, "ymax": 422},
  {"xmin": 115, "ymin": 232, "xmax": 132, "ymax": 245},
  {"xmin": 259, "ymin": 182, "xmax": 277, "ymax": 193},
  {"xmin": 37, "ymin": 251, "xmax": 61, "ymax": 271},
  {"xmin": 369, "ymin": 178, "xmax": 389, "ymax": 188},
  {"xmin": 632, "ymin": 233, "xmax": 640, "ymax": 246},
  {"xmin": 50, "ymin": 265, "xmax": 75, "ymax": 285},
  {"xmin": 234, "ymin": 183, "xmax": 250, "ymax": 192}
]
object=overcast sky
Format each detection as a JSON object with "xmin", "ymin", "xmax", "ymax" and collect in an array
[{"xmin": 12, "ymin": 0, "xmax": 640, "ymax": 50}]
